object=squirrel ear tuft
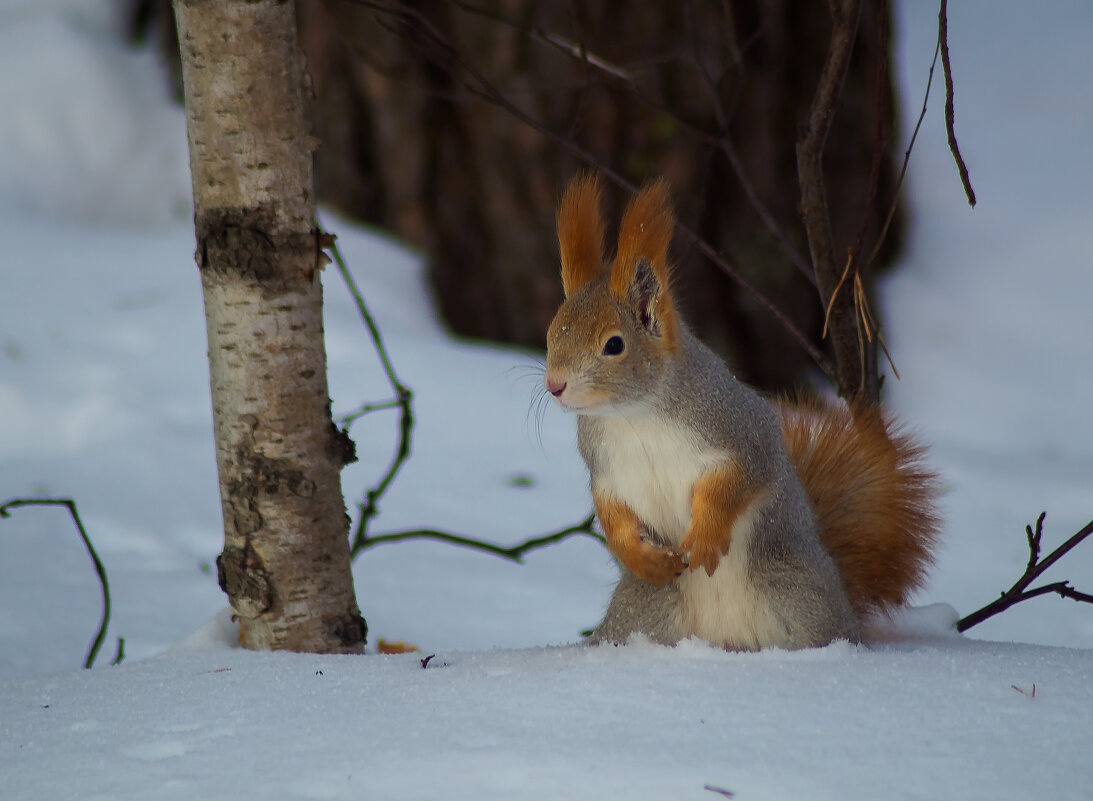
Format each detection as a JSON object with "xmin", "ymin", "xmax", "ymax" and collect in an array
[
  {"xmin": 557, "ymin": 173, "xmax": 607, "ymax": 297},
  {"xmin": 611, "ymin": 178, "xmax": 678, "ymax": 346}
]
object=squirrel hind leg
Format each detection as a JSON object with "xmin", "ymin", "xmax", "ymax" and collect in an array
[
  {"xmin": 589, "ymin": 570, "xmax": 688, "ymax": 647},
  {"xmin": 747, "ymin": 521, "xmax": 862, "ymax": 649}
]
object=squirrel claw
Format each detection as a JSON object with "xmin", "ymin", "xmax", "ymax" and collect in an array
[{"xmin": 680, "ymin": 539, "xmax": 723, "ymax": 577}]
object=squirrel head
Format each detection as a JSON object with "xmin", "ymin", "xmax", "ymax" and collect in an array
[{"xmin": 545, "ymin": 173, "xmax": 680, "ymax": 415}]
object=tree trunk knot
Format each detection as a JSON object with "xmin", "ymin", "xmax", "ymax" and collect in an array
[{"xmin": 217, "ymin": 543, "xmax": 274, "ymax": 618}]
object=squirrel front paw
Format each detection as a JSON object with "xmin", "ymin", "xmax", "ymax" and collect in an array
[
  {"xmin": 625, "ymin": 541, "xmax": 685, "ymax": 585},
  {"xmin": 679, "ymin": 533, "xmax": 726, "ymax": 577}
]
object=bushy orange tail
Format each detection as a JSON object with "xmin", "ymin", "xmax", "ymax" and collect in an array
[{"xmin": 778, "ymin": 399, "xmax": 941, "ymax": 617}]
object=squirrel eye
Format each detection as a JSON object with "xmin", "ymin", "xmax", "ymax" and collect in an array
[{"xmin": 602, "ymin": 335, "xmax": 625, "ymax": 356}]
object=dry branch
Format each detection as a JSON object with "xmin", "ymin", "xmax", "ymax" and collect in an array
[
  {"xmin": 938, "ymin": 0, "xmax": 976, "ymax": 206},
  {"xmin": 356, "ymin": 514, "xmax": 604, "ymax": 563},
  {"xmin": 866, "ymin": 37, "xmax": 941, "ymax": 272},
  {"xmin": 957, "ymin": 513, "xmax": 1093, "ymax": 632},
  {"xmin": 849, "ymin": 0, "xmax": 891, "ymax": 275},
  {"xmin": 330, "ymin": 236, "xmax": 605, "ymax": 563},
  {"xmin": 327, "ymin": 236, "xmax": 415, "ymax": 560},
  {"xmin": 682, "ymin": 4, "xmax": 815, "ymax": 287},
  {"xmin": 796, "ymin": 0, "xmax": 867, "ymax": 402},
  {"xmin": 449, "ymin": 0, "xmax": 816, "ymax": 290}
]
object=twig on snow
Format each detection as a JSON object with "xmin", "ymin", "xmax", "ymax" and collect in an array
[{"xmin": 704, "ymin": 785, "xmax": 736, "ymax": 798}]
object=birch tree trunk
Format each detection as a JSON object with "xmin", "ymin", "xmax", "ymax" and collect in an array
[{"xmin": 173, "ymin": 0, "xmax": 365, "ymax": 653}]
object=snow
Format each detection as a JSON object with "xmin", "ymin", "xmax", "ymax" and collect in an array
[
  {"xmin": 1, "ymin": 2, "xmax": 1091, "ymax": 799},
  {"xmin": 882, "ymin": 0, "xmax": 1093, "ymax": 649},
  {"xmin": 5, "ymin": 609, "xmax": 1091, "ymax": 801}
]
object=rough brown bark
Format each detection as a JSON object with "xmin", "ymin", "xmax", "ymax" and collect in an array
[{"xmin": 173, "ymin": 0, "xmax": 365, "ymax": 653}]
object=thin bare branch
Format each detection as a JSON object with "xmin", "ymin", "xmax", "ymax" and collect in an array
[
  {"xmin": 796, "ymin": 0, "xmax": 866, "ymax": 400},
  {"xmin": 447, "ymin": 0, "xmax": 633, "ymax": 79},
  {"xmin": 849, "ymin": 0, "xmax": 890, "ymax": 277},
  {"xmin": 866, "ymin": 37, "xmax": 941, "ymax": 272},
  {"xmin": 938, "ymin": 0, "xmax": 976, "ymax": 206},
  {"xmin": 329, "ymin": 232, "xmax": 607, "ymax": 565},
  {"xmin": 348, "ymin": 0, "xmax": 836, "ymax": 380},
  {"xmin": 355, "ymin": 514, "xmax": 604, "ymax": 562},
  {"xmin": 683, "ymin": 3, "xmax": 815, "ymax": 287},
  {"xmin": 0, "ymin": 497, "xmax": 118, "ymax": 668},
  {"xmin": 326, "ymin": 236, "xmax": 416, "ymax": 559},
  {"xmin": 956, "ymin": 513, "xmax": 1093, "ymax": 632},
  {"xmin": 452, "ymin": 0, "xmax": 816, "ymax": 287}
]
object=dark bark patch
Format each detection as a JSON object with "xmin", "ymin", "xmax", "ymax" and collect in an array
[
  {"xmin": 230, "ymin": 495, "xmax": 263, "ymax": 536},
  {"xmin": 196, "ymin": 206, "xmax": 318, "ymax": 292},
  {"xmin": 230, "ymin": 440, "xmax": 317, "ymax": 508},
  {"xmin": 217, "ymin": 543, "xmax": 273, "ymax": 617},
  {"xmin": 328, "ymin": 421, "xmax": 358, "ymax": 467},
  {"xmin": 328, "ymin": 610, "xmax": 367, "ymax": 648}
]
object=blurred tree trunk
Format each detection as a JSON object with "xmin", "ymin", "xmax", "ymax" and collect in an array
[
  {"xmin": 172, "ymin": 0, "xmax": 365, "ymax": 654},
  {"xmin": 145, "ymin": 0, "xmax": 903, "ymax": 392}
]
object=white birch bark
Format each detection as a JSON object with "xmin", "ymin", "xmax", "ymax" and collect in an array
[{"xmin": 173, "ymin": 0, "xmax": 364, "ymax": 653}]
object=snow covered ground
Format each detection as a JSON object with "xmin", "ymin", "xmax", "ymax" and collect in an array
[{"xmin": 1, "ymin": 1, "xmax": 1090, "ymax": 799}]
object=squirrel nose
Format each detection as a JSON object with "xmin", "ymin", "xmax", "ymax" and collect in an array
[{"xmin": 545, "ymin": 377, "xmax": 567, "ymax": 398}]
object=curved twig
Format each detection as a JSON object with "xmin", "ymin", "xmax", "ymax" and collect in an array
[
  {"xmin": 865, "ymin": 36, "xmax": 941, "ymax": 273},
  {"xmin": 938, "ymin": 0, "xmax": 976, "ymax": 206},
  {"xmin": 328, "ymin": 236, "xmax": 606, "ymax": 565},
  {"xmin": 0, "ymin": 497, "xmax": 115, "ymax": 668},
  {"xmin": 325, "ymin": 237, "xmax": 417, "ymax": 559},
  {"xmin": 356, "ymin": 513, "xmax": 603, "ymax": 562}
]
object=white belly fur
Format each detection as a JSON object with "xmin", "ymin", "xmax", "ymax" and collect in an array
[
  {"xmin": 592, "ymin": 414, "xmax": 719, "ymax": 546},
  {"xmin": 592, "ymin": 414, "xmax": 783, "ymax": 648},
  {"xmin": 680, "ymin": 498, "xmax": 776, "ymax": 650}
]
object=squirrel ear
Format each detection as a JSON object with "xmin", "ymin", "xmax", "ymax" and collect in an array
[
  {"xmin": 556, "ymin": 173, "xmax": 607, "ymax": 297},
  {"xmin": 610, "ymin": 178, "xmax": 678, "ymax": 346},
  {"xmin": 626, "ymin": 258, "xmax": 666, "ymax": 336}
]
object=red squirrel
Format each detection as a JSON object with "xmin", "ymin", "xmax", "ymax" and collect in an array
[{"xmin": 544, "ymin": 174, "xmax": 940, "ymax": 650}]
